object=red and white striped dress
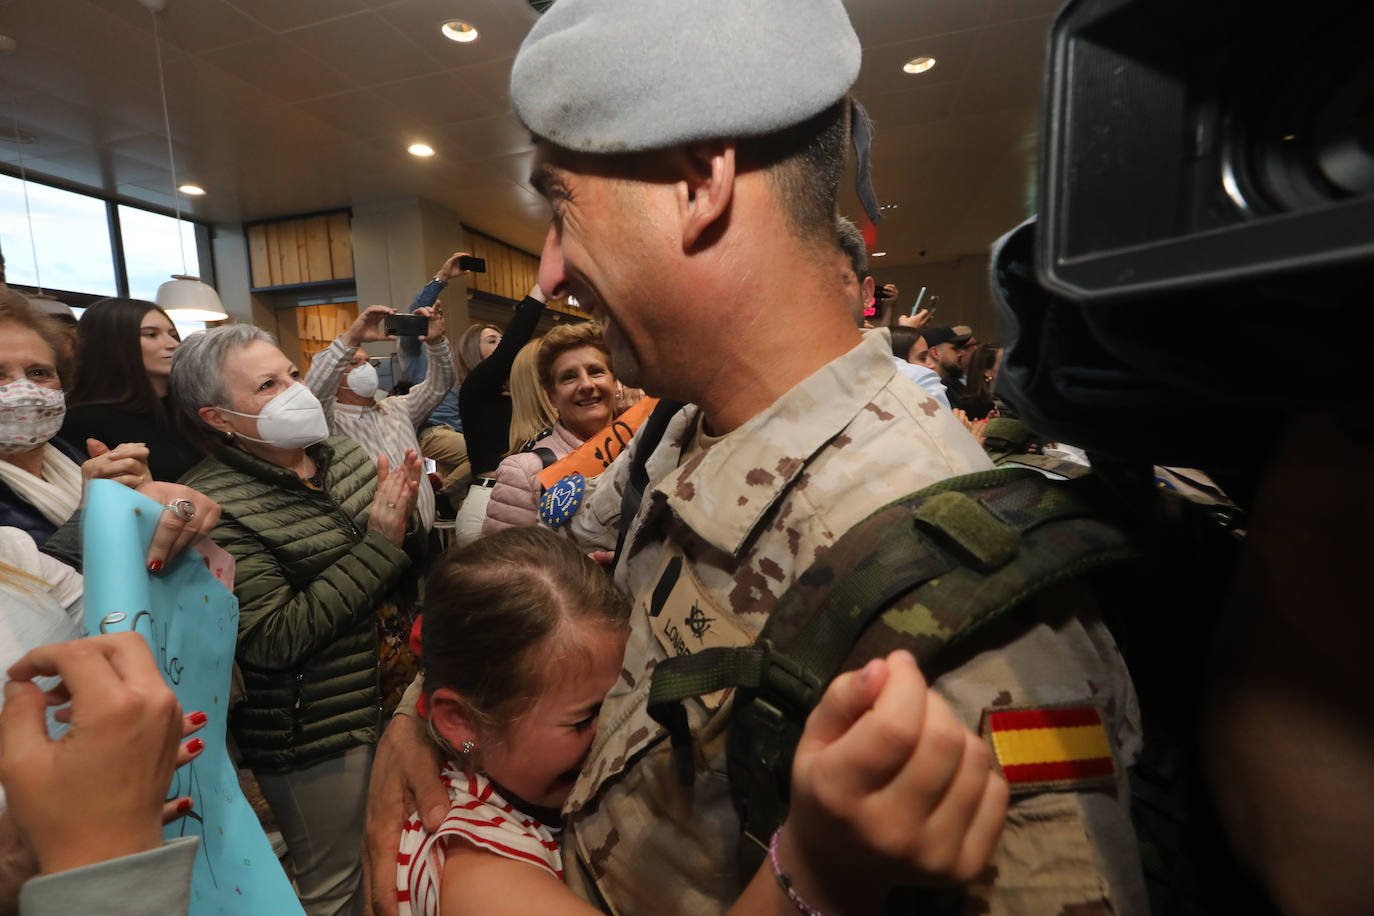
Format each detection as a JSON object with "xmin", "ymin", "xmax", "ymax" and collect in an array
[{"xmin": 396, "ymin": 764, "xmax": 563, "ymax": 916}]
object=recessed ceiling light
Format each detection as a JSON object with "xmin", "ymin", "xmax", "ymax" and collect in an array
[
  {"xmin": 903, "ymin": 56, "xmax": 937, "ymax": 75},
  {"xmin": 408, "ymin": 143, "xmax": 435, "ymax": 157},
  {"xmin": 872, "ymin": 251, "xmax": 887, "ymax": 257},
  {"xmin": 441, "ymin": 20, "xmax": 479, "ymax": 42},
  {"xmin": 178, "ymin": 184, "xmax": 206, "ymax": 196}
]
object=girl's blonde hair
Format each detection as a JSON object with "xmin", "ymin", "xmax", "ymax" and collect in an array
[{"xmin": 507, "ymin": 338, "xmax": 557, "ymax": 453}]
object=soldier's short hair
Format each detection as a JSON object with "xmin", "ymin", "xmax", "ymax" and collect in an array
[{"xmin": 836, "ymin": 214, "xmax": 868, "ymax": 279}]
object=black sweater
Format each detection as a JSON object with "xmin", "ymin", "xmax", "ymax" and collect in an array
[
  {"xmin": 60, "ymin": 399, "xmax": 203, "ymax": 483},
  {"xmin": 458, "ymin": 296, "xmax": 548, "ymax": 476}
]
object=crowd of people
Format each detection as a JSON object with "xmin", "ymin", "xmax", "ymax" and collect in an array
[{"xmin": 0, "ymin": 0, "xmax": 1358, "ymax": 914}]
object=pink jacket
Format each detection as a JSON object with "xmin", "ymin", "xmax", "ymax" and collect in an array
[{"xmin": 481, "ymin": 423, "xmax": 584, "ymax": 533}]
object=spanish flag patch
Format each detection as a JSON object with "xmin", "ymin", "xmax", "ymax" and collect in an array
[{"xmin": 980, "ymin": 705, "xmax": 1116, "ymax": 794}]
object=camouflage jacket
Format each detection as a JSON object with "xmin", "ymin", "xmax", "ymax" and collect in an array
[{"xmin": 562, "ymin": 332, "xmax": 1148, "ymax": 914}]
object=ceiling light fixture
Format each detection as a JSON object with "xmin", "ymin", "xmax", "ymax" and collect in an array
[
  {"xmin": 872, "ymin": 251, "xmax": 888, "ymax": 257},
  {"xmin": 903, "ymin": 56, "xmax": 937, "ymax": 74},
  {"xmin": 441, "ymin": 20, "xmax": 479, "ymax": 43},
  {"xmin": 408, "ymin": 143, "xmax": 435, "ymax": 157},
  {"xmin": 138, "ymin": 0, "xmax": 227, "ymax": 322},
  {"xmin": 178, "ymin": 183, "xmax": 206, "ymax": 196}
]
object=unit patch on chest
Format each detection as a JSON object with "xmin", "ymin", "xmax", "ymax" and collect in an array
[{"xmin": 641, "ymin": 553, "xmax": 752, "ymax": 712}]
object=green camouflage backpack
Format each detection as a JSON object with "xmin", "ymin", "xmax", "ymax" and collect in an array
[
  {"xmin": 645, "ymin": 466, "xmax": 1142, "ymax": 866},
  {"xmin": 616, "ymin": 401, "xmax": 1259, "ymax": 912}
]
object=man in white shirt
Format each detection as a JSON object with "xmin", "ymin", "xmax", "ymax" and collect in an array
[{"xmin": 304, "ymin": 305, "xmax": 451, "ymax": 531}]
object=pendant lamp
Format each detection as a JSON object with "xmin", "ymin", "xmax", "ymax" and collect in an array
[{"xmin": 139, "ymin": 0, "xmax": 227, "ymax": 321}]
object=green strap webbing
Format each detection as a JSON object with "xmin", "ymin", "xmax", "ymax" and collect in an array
[
  {"xmin": 648, "ymin": 513, "xmax": 952, "ymax": 744},
  {"xmin": 649, "ymin": 469, "xmax": 1100, "ymax": 782}
]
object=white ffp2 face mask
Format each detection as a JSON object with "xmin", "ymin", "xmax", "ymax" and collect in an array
[
  {"xmin": 346, "ymin": 363, "xmax": 379, "ymax": 399},
  {"xmin": 217, "ymin": 383, "xmax": 330, "ymax": 450},
  {"xmin": 0, "ymin": 380, "xmax": 66, "ymax": 454}
]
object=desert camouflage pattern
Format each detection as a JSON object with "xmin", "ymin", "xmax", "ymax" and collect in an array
[{"xmin": 561, "ymin": 333, "xmax": 1148, "ymax": 914}]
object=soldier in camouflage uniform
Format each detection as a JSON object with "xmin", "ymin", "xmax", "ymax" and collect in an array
[{"xmin": 365, "ymin": 1, "xmax": 1149, "ymax": 914}]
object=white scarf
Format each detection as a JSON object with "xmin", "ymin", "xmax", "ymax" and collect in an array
[{"xmin": 0, "ymin": 444, "xmax": 83, "ymax": 528}]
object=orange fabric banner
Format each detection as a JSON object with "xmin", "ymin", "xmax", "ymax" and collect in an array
[{"xmin": 536, "ymin": 397, "xmax": 660, "ymax": 490}]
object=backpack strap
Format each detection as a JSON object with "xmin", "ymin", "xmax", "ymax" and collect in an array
[
  {"xmin": 992, "ymin": 452, "xmax": 1092, "ymax": 479},
  {"xmin": 646, "ymin": 468, "xmax": 1141, "ymax": 853},
  {"xmin": 982, "ymin": 416, "xmax": 1034, "ymax": 463},
  {"xmin": 531, "ymin": 447, "xmax": 557, "ymax": 469},
  {"xmin": 610, "ymin": 399, "xmax": 685, "ymax": 575}
]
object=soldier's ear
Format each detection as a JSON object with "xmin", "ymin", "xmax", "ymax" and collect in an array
[
  {"xmin": 672, "ymin": 141, "xmax": 735, "ymax": 250},
  {"xmin": 429, "ymin": 687, "xmax": 481, "ymax": 751}
]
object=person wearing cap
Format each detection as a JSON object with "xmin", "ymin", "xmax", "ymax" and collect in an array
[
  {"xmin": 364, "ymin": 1, "xmax": 1148, "ymax": 914},
  {"xmin": 920, "ymin": 326, "xmax": 972, "ymax": 387}
]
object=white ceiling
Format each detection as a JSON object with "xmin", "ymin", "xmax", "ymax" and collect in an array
[{"xmin": 0, "ymin": 0, "xmax": 1061, "ymax": 267}]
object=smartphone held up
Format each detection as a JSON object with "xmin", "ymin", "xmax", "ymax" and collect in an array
[{"xmin": 383, "ymin": 314, "xmax": 430, "ymax": 337}]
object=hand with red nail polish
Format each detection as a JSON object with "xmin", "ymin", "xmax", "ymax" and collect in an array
[{"xmin": 0, "ymin": 634, "xmax": 183, "ymax": 875}]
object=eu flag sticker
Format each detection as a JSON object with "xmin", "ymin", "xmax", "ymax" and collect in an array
[{"xmin": 540, "ymin": 472, "xmax": 586, "ymax": 528}]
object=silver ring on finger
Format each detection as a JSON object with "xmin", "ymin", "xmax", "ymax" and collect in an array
[{"xmin": 163, "ymin": 497, "xmax": 196, "ymax": 522}]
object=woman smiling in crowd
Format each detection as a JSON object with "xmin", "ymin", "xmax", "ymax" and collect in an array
[{"xmin": 483, "ymin": 322, "xmax": 623, "ymax": 533}]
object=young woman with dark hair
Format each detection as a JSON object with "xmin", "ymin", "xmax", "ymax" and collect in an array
[
  {"xmin": 955, "ymin": 344, "xmax": 1003, "ymax": 421},
  {"xmin": 61, "ymin": 298, "xmax": 203, "ymax": 482}
]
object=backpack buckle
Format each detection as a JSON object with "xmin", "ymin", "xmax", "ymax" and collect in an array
[{"xmin": 757, "ymin": 639, "xmax": 824, "ymax": 716}]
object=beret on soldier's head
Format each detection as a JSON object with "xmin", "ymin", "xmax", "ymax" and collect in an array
[{"xmin": 510, "ymin": 0, "xmax": 862, "ymax": 154}]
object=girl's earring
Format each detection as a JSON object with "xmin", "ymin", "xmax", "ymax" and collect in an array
[{"xmin": 461, "ymin": 740, "xmax": 476, "ymax": 754}]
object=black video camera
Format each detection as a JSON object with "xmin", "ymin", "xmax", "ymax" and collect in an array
[{"xmin": 993, "ymin": 0, "xmax": 1374, "ymax": 473}]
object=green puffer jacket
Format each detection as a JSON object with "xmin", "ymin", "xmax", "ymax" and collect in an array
[{"xmin": 181, "ymin": 436, "xmax": 412, "ymax": 772}]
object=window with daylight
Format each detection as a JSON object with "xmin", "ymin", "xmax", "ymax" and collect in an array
[
  {"xmin": 0, "ymin": 174, "xmax": 117, "ymax": 296},
  {"xmin": 118, "ymin": 204, "xmax": 200, "ymax": 302}
]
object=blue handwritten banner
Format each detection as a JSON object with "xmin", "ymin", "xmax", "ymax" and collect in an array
[{"xmin": 82, "ymin": 481, "xmax": 304, "ymax": 915}]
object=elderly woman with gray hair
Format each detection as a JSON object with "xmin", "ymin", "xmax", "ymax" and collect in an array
[{"xmin": 171, "ymin": 323, "xmax": 422, "ymax": 916}]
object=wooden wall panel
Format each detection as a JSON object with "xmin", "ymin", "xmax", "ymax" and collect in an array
[
  {"xmin": 248, "ymin": 211, "xmax": 354, "ymax": 290},
  {"xmin": 292, "ymin": 301, "xmax": 358, "ymax": 373},
  {"xmin": 263, "ymin": 224, "xmax": 281, "ymax": 286},
  {"xmin": 247, "ymin": 225, "xmax": 271, "ymax": 288},
  {"xmin": 459, "ymin": 227, "xmax": 580, "ymax": 317},
  {"xmin": 328, "ymin": 212, "xmax": 353, "ymax": 279},
  {"xmin": 278, "ymin": 223, "xmax": 301, "ymax": 286},
  {"xmin": 304, "ymin": 216, "xmax": 331, "ymax": 282}
]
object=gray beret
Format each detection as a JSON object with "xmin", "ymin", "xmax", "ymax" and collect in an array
[{"xmin": 511, "ymin": 0, "xmax": 861, "ymax": 154}]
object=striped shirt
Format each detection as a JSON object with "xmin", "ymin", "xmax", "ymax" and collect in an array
[
  {"xmin": 305, "ymin": 336, "xmax": 456, "ymax": 530},
  {"xmin": 396, "ymin": 766, "xmax": 562, "ymax": 916}
]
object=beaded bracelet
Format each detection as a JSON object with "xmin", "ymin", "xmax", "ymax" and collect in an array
[{"xmin": 768, "ymin": 827, "xmax": 824, "ymax": 916}]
